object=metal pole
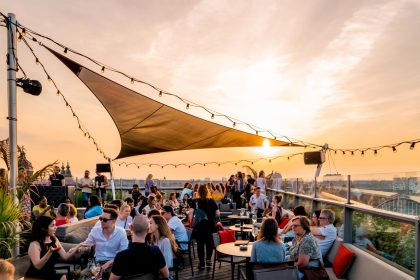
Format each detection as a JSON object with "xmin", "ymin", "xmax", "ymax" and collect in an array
[
  {"xmin": 7, "ymin": 13, "xmax": 18, "ymax": 205},
  {"xmin": 108, "ymin": 159, "xmax": 116, "ymax": 200},
  {"xmin": 7, "ymin": 13, "xmax": 19, "ymax": 258},
  {"xmin": 347, "ymin": 175, "xmax": 351, "ymax": 204},
  {"xmin": 416, "ymin": 219, "xmax": 420, "ymax": 280}
]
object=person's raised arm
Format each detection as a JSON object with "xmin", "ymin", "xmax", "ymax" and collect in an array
[{"xmin": 56, "ymin": 239, "xmax": 88, "ymax": 261}]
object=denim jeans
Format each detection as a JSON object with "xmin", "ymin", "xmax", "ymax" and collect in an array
[{"xmin": 82, "ymin": 192, "xmax": 90, "ymax": 206}]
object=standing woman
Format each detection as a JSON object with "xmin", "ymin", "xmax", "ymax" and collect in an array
[
  {"xmin": 233, "ymin": 171, "xmax": 244, "ymax": 209},
  {"xmin": 269, "ymin": 195, "xmax": 283, "ymax": 225},
  {"xmin": 190, "ymin": 184, "xmax": 220, "ymax": 270},
  {"xmin": 144, "ymin": 174, "xmax": 155, "ymax": 197},
  {"xmin": 255, "ymin": 170, "xmax": 271, "ymax": 195},
  {"xmin": 25, "ymin": 216, "xmax": 86, "ymax": 280},
  {"xmin": 149, "ymin": 215, "xmax": 178, "ymax": 273}
]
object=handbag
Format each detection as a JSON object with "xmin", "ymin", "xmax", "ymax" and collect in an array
[
  {"xmin": 192, "ymin": 201, "xmax": 208, "ymax": 228},
  {"xmin": 300, "ymin": 260, "xmax": 330, "ymax": 280}
]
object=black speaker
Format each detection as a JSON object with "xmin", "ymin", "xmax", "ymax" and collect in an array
[
  {"xmin": 96, "ymin": 163, "xmax": 111, "ymax": 173},
  {"xmin": 304, "ymin": 151, "xmax": 325, "ymax": 165}
]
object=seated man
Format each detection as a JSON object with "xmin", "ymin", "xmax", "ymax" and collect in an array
[
  {"xmin": 82, "ymin": 208, "xmax": 129, "ymax": 278},
  {"xmin": 110, "ymin": 215, "xmax": 169, "ymax": 279},
  {"xmin": 32, "ymin": 196, "xmax": 54, "ymax": 219},
  {"xmin": 162, "ymin": 206, "xmax": 188, "ymax": 250},
  {"xmin": 310, "ymin": 209, "xmax": 337, "ymax": 257}
]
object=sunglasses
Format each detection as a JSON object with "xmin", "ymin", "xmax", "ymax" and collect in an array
[{"xmin": 99, "ymin": 217, "xmax": 114, "ymax": 223}]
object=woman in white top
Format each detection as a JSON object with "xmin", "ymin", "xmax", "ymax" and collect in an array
[
  {"xmin": 255, "ymin": 170, "xmax": 273, "ymax": 194},
  {"xmin": 149, "ymin": 215, "xmax": 178, "ymax": 273},
  {"xmin": 116, "ymin": 204, "xmax": 133, "ymax": 229}
]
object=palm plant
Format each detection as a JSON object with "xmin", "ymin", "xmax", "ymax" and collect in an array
[{"xmin": 0, "ymin": 189, "xmax": 23, "ymax": 258}]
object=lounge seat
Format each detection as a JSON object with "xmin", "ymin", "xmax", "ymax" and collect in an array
[
  {"xmin": 326, "ymin": 239, "xmax": 413, "ymax": 280},
  {"xmin": 55, "ymin": 216, "xmax": 99, "ymax": 243}
]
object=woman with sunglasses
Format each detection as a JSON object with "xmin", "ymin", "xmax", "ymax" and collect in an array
[
  {"xmin": 25, "ymin": 216, "xmax": 87, "ymax": 280},
  {"xmin": 288, "ymin": 216, "xmax": 322, "ymax": 279}
]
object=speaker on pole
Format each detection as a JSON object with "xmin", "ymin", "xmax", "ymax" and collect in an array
[
  {"xmin": 96, "ymin": 163, "xmax": 111, "ymax": 173},
  {"xmin": 304, "ymin": 151, "xmax": 325, "ymax": 165}
]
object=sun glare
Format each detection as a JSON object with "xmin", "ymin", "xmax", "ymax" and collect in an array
[{"xmin": 263, "ymin": 139, "xmax": 270, "ymax": 147}]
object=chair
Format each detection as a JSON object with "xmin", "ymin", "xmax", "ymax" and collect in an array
[
  {"xmin": 239, "ymin": 262, "xmax": 299, "ymax": 280},
  {"xmin": 211, "ymin": 233, "xmax": 246, "ymax": 280},
  {"xmin": 177, "ymin": 228, "xmax": 195, "ymax": 276}
]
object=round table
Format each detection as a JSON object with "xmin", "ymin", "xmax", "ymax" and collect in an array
[
  {"xmin": 228, "ymin": 224, "xmax": 253, "ymax": 233},
  {"xmin": 216, "ymin": 242, "xmax": 253, "ymax": 258},
  {"xmin": 227, "ymin": 214, "xmax": 252, "ymax": 227}
]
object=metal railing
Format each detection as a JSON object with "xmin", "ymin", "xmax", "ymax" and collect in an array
[{"xmin": 266, "ymin": 174, "xmax": 420, "ymax": 279}]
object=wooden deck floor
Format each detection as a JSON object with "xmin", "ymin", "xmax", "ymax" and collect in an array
[{"xmin": 177, "ymin": 244, "xmax": 244, "ymax": 280}]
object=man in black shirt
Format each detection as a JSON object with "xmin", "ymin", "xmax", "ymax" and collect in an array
[
  {"xmin": 109, "ymin": 215, "xmax": 169, "ymax": 280},
  {"xmin": 94, "ymin": 171, "xmax": 109, "ymax": 202},
  {"xmin": 48, "ymin": 165, "xmax": 65, "ymax": 186}
]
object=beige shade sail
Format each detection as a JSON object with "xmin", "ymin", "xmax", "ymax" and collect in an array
[{"xmin": 49, "ymin": 48, "xmax": 295, "ymax": 159}]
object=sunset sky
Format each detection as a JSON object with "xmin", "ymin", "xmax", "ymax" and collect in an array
[{"xmin": 1, "ymin": 0, "xmax": 419, "ymax": 181}]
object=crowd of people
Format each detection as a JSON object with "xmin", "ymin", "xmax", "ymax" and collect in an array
[{"xmin": 0, "ymin": 169, "xmax": 343, "ymax": 280}]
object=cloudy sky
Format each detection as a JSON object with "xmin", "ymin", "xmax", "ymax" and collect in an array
[{"xmin": 1, "ymin": 0, "xmax": 420, "ymax": 180}]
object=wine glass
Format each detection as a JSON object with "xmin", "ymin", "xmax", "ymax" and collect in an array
[
  {"xmin": 252, "ymin": 214, "xmax": 257, "ymax": 224},
  {"xmin": 252, "ymin": 225, "xmax": 259, "ymax": 241}
]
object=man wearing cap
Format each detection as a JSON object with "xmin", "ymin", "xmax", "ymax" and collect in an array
[
  {"xmin": 162, "ymin": 205, "xmax": 188, "ymax": 250},
  {"xmin": 109, "ymin": 215, "xmax": 169, "ymax": 280}
]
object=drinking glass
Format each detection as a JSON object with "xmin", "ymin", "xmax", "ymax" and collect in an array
[
  {"xmin": 252, "ymin": 226, "xmax": 259, "ymax": 240},
  {"xmin": 252, "ymin": 214, "xmax": 257, "ymax": 224},
  {"xmin": 240, "ymin": 209, "xmax": 245, "ymax": 216}
]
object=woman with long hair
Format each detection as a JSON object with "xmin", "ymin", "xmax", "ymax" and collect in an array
[
  {"xmin": 211, "ymin": 184, "xmax": 224, "ymax": 201},
  {"xmin": 191, "ymin": 184, "xmax": 220, "ymax": 270},
  {"xmin": 84, "ymin": 195, "xmax": 102, "ymax": 219},
  {"xmin": 116, "ymin": 204, "xmax": 133, "ymax": 230},
  {"xmin": 269, "ymin": 195, "xmax": 283, "ymax": 225},
  {"xmin": 233, "ymin": 171, "xmax": 244, "ymax": 208},
  {"xmin": 251, "ymin": 218, "xmax": 286, "ymax": 263},
  {"xmin": 25, "ymin": 216, "xmax": 86, "ymax": 279},
  {"xmin": 149, "ymin": 215, "xmax": 178, "ymax": 270},
  {"xmin": 144, "ymin": 174, "xmax": 155, "ymax": 197}
]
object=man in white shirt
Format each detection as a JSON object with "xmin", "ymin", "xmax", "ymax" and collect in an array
[
  {"xmin": 310, "ymin": 209, "xmax": 337, "ymax": 257},
  {"xmin": 162, "ymin": 206, "xmax": 188, "ymax": 250},
  {"xmin": 82, "ymin": 208, "xmax": 129, "ymax": 278},
  {"xmin": 248, "ymin": 187, "xmax": 268, "ymax": 217},
  {"xmin": 78, "ymin": 170, "xmax": 94, "ymax": 207}
]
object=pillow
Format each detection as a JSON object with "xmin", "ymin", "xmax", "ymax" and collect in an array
[
  {"xmin": 279, "ymin": 217, "xmax": 289, "ymax": 229},
  {"xmin": 218, "ymin": 229, "xmax": 236, "ymax": 244},
  {"xmin": 333, "ymin": 244, "xmax": 356, "ymax": 278}
]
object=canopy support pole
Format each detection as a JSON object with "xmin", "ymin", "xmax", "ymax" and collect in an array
[{"xmin": 109, "ymin": 159, "xmax": 116, "ymax": 200}]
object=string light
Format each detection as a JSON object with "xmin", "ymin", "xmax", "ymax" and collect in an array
[
  {"xmin": 186, "ymin": 104, "xmax": 189, "ymax": 110},
  {"xmin": 211, "ymin": 114, "xmax": 214, "ymax": 119},
  {"xmin": 351, "ymin": 151, "xmax": 354, "ymax": 156},
  {"xmin": 392, "ymin": 146, "xmax": 397, "ymax": 153},
  {"xmin": 19, "ymin": 35, "xmax": 110, "ymax": 161},
  {"xmin": 17, "ymin": 33, "xmax": 22, "ymax": 42},
  {"xmin": 64, "ymin": 47, "xmax": 68, "ymax": 54},
  {"xmin": 361, "ymin": 151, "xmax": 364, "ymax": 156},
  {"xmin": 21, "ymin": 28, "xmax": 26, "ymax": 36},
  {"xmin": 374, "ymin": 150, "xmax": 378, "ymax": 155},
  {"xmin": 12, "ymin": 22, "xmax": 321, "ymax": 149},
  {"xmin": 410, "ymin": 142, "xmax": 415, "ymax": 150},
  {"xmin": 130, "ymin": 78, "xmax": 134, "ymax": 84}
]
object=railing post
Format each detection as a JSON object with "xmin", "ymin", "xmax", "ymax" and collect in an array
[
  {"xmin": 343, "ymin": 175, "xmax": 353, "ymax": 243},
  {"xmin": 293, "ymin": 178, "xmax": 299, "ymax": 207},
  {"xmin": 416, "ymin": 219, "xmax": 420, "ymax": 280}
]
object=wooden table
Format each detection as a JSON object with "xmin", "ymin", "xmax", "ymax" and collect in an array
[
  {"xmin": 227, "ymin": 214, "xmax": 252, "ymax": 227},
  {"xmin": 216, "ymin": 242, "xmax": 253, "ymax": 280},
  {"xmin": 228, "ymin": 224, "xmax": 253, "ymax": 233}
]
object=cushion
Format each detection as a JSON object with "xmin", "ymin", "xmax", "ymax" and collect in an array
[
  {"xmin": 333, "ymin": 244, "xmax": 356, "ymax": 278},
  {"xmin": 279, "ymin": 217, "xmax": 289, "ymax": 229},
  {"xmin": 218, "ymin": 229, "xmax": 236, "ymax": 244}
]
